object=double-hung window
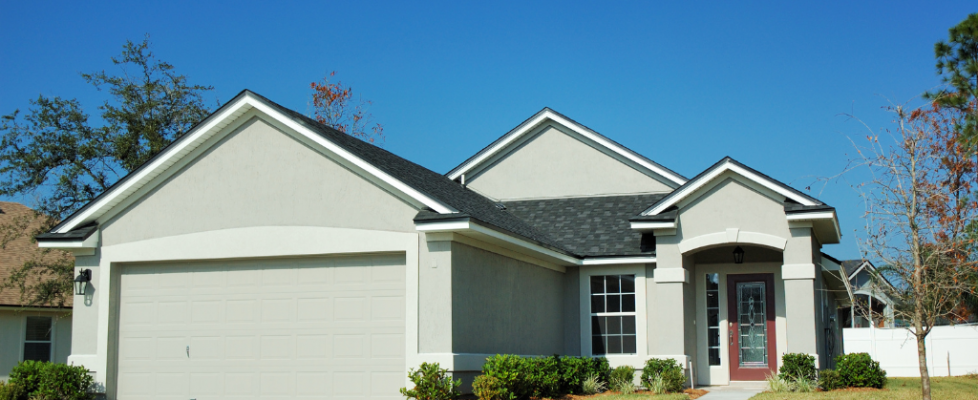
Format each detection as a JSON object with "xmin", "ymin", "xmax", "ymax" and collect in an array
[
  {"xmin": 590, "ymin": 275, "xmax": 637, "ymax": 355},
  {"xmin": 23, "ymin": 316, "xmax": 53, "ymax": 362}
]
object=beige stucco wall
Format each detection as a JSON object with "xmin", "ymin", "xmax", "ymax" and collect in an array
[
  {"xmin": 69, "ymin": 114, "xmax": 430, "ymax": 392},
  {"xmin": 465, "ymin": 125, "xmax": 674, "ymax": 200},
  {"xmin": 653, "ymin": 174, "xmax": 822, "ymax": 381},
  {"xmin": 676, "ymin": 177, "xmax": 790, "ymax": 240},
  {"xmin": 101, "ymin": 117, "xmax": 419, "ymax": 246},
  {"xmin": 0, "ymin": 309, "xmax": 71, "ymax": 381},
  {"xmin": 450, "ymin": 242, "xmax": 565, "ymax": 355}
]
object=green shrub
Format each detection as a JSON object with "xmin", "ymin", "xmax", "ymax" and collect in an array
[
  {"xmin": 835, "ymin": 353, "xmax": 886, "ymax": 389},
  {"xmin": 0, "ymin": 381, "xmax": 26, "ymax": 400},
  {"xmin": 608, "ymin": 366, "xmax": 634, "ymax": 393},
  {"xmin": 481, "ymin": 355, "xmax": 533, "ymax": 399},
  {"xmin": 640, "ymin": 358, "xmax": 685, "ymax": 393},
  {"xmin": 472, "ymin": 375, "xmax": 508, "ymax": 400},
  {"xmin": 818, "ymin": 369, "xmax": 843, "ymax": 391},
  {"xmin": 399, "ymin": 362, "xmax": 461, "ymax": 400},
  {"xmin": 481, "ymin": 355, "xmax": 611, "ymax": 398},
  {"xmin": 4, "ymin": 361, "xmax": 93, "ymax": 400},
  {"xmin": 608, "ymin": 366, "xmax": 634, "ymax": 386},
  {"xmin": 525, "ymin": 356, "xmax": 562, "ymax": 398},
  {"xmin": 779, "ymin": 353, "xmax": 817, "ymax": 382},
  {"xmin": 580, "ymin": 373, "xmax": 605, "ymax": 395}
]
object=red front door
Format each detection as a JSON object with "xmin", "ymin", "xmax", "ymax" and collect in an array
[{"xmin": 727, "ymin": 273, "xmax": 777, "ymax": 380}]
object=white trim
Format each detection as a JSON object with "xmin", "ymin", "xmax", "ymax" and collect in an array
[
  {"xmin": 786, "ymin": 211, "xmax": 835, "ymax": 221},
  {"xmin": 54, "ymin": 93, "xmax": 458, "ymax": 234},
  {"xmin": 418, "ymin": 220, "xmax": 659, "ymax": 267},
  {"xmin": 643, "ymin": 160, "xmax": 818, "ymax": 216},
  {"xmin": 629, "ymin": 221, "xmax": 675, "ymax": 230},
  {"xmin": 582, "ymin": 256, "xmax": 656, "ymax": 265},
  {"xmin": 847, "ymin": 261, "xmax": 874, "ymax": 280},
  {"xmin": 580, "ymin": 265, "xmax": 649, "ymax": 359},
  {"xmin": 416, "ymin": 219, "xmax": 578, "ymax": 266},
  {"xmin": 654, "ymin": 267, "xmax": 689, "ymax": 283},
  {"xmin": 781, "ymin": 263, "xmax": 816, "ymax": 280},
  {"xmin": 37, "ymin": 230, "xmax": 100, "ymax": 253},
  {"xmin": 677, "ymin": 230, "xmax": 787, "ymax": 254},
  {"xmin": 448, "ymin": 110, "xmax": 687, "ymax": 186}
]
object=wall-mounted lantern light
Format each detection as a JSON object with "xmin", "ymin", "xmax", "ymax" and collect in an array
[
  {"xmin": 733, "ymin": 246, "xmax": 745, "ymax": 264},
  {"xmin": 74, "ymin": 269, "xmax": 92, "ymax": 295}
]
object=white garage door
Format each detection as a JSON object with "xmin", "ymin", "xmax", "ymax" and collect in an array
[{"xmin": 116, "ymin": 254, "xmax": 406, "ymax": 400}]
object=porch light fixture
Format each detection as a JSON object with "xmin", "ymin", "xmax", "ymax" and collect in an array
[
  {"xmin": 733, "ymin": 246, "xmax": 745, "ymax": 264},
  {"xmin": 74, "ymin": 269, "xmax": 92, "ymax": 296}
]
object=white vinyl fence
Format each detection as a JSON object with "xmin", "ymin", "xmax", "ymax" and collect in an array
[{"xmin": 843, "ymin": 324, "xmax": 978, "ymax": 377}]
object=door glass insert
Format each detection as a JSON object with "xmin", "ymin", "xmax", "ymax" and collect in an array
[{"xmin": 737, "ymin": 282, "xmax": 767, "ymax": 367}]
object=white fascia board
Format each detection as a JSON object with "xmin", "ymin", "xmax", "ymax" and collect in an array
[
  {"xmin": 37, "ymin": 231, "xmax": 100, "ymax": 249},
  {"xmin": 55, "ymin": 94, "xmax": 457, "ymax": 233},
  {"xmin": 582, "ymin": 256, "xmax": 656, "ymax": 265},
  {"xmin": 448, "ymin": 110, "xmax": 687, "ymax": 186},
  {"xmin": 785, "ymin": 211, "xmax": 835, "ymax": 221},
  {"xmin": 417, "ymin": 220, "xmax": 658, "ymax": 267},
  {"xmin": 643, "ymin": 161, "xmax": 818, "ymax": 216},
  {"xmin": 629, "ymin": 221, "xmax": 675, "ymax": 230},
  {"xmin": 787, "ymin": 210, "xmax": 842, "ymax": 243}
]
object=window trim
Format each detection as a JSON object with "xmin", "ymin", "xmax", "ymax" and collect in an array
[
  {"xmin": 22, "ymin": 315, "xmax": 55, "ymax": 362},
  {"xmin": 579, "ymin": 264, "xmax": 648, "ymax": 360},
  {"xmin": 590, "ymin": 274, "xmax": 638, "ymax": 355}
]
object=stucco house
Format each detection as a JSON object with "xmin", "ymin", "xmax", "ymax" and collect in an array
[
  {"xmin": 1, "ymin": 202, "xmax": 73, "ymax": 381},
  {"xmin": 37, "ymin": 90, "xmax": 852, "ymax": 398}
]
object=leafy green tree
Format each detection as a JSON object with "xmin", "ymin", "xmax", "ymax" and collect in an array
[
  {"xmin": 925, "ymin": 13, "xmax": 978, "ymax": 148},
  {"xmin": 0, "ymin": 35, "xmax": 214, "ymax": 307}
]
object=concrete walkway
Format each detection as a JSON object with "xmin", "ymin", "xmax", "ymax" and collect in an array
[{"xmin": 695, "ymin": 384, "xmax": 766, "ymax": 400}]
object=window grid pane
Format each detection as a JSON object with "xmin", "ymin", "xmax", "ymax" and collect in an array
[
  {"xmin": 706, "ymin": 274, "xmax": 721, "ymax": 365},
  {"xmin": 24, "ymin": 317, "xmax": 53, "ymax": 362},
  {"xmin": 590, "ymin": 274, "xmax": 637, "ymax": 355}
]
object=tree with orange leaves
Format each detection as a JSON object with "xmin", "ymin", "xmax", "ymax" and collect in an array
[
  {"xmin": 310, "ymin": 72, "xmax": 384, "ymax": 144},
  {"xmin": 848, "ymin": 100, "xmax": 977, "ymax": 400}
]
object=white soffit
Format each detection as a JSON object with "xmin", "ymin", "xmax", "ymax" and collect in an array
[
  {"xmin": 642, "ymin": 159, "xmax": 819, "ymax": 216},
  {"xmin": 447, "ymin": 110, "xmax": 687, "ymax": 186},
  {"xmin": 54, "ymin": 92, "xmax": 457, "ymax": 234}
]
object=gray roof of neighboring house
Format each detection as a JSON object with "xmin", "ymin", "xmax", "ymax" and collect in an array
[{"xmin": 504, "ymin": 194, "xmax": 667, "ymax": 257}]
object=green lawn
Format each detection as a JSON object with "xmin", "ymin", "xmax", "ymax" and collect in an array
[{"xmin": 749, "ymin": 376, "xmax": 978, "ymax": 400}]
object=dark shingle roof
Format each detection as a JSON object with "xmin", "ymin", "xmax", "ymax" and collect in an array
[{"xmin": 504, "ymin": 194, "xmax": 668, "ymax": 257}]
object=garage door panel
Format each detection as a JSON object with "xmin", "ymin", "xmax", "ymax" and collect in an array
[{"xmin": 117, "ymin": 255, "xmax": 406, "ymax": 399}]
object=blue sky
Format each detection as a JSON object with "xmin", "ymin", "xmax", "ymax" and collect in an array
[{"xmin": 2, "ymin": 1, "xmax": 975, "ymax": 260}]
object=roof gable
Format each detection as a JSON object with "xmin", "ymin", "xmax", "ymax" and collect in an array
[
  {"xmin": 640, "ymin": 157, "xmax": 823, "ymax": 216},
  {"xmin": 447, "ymin": 108, "xmax": 687, "ymax": 187},
  {"xmin": 46, "ymin": 90, "xmax": 460, "ymax": 235}
]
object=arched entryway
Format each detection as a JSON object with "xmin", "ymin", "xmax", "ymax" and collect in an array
[{"xmin": 688, "ymin": 245, "xmax": 787, "ymax": 385}]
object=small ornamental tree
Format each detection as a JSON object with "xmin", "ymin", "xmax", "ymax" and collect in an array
[
  {"xmin": 847, "ymin": 102, "xmax": 978, "ymax": 400},
  {"xmin": 310, "ymin": 71, "xmax": 384, "ymax": 144}
]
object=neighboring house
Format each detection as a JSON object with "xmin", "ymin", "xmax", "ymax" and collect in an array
[
  {"xmin": 37, "ymin": 90, "xmax": 851, "ymax": 398},
  {"xmin": 0, "ymin": 202, "xmax": 73, "ymax": 381},
  {"xmin": 839, "ymin": 259, "xmax": 895, "ymax": 328}
]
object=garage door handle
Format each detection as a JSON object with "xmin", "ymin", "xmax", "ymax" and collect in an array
[{"xmin": 186, "ymin": 345, "xmax": 190, "ymax": 358}]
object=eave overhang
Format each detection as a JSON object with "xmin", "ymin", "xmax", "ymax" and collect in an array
[{"xmin": 414, "ymin": 217, "xmax": 656, "ymax": 267}]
